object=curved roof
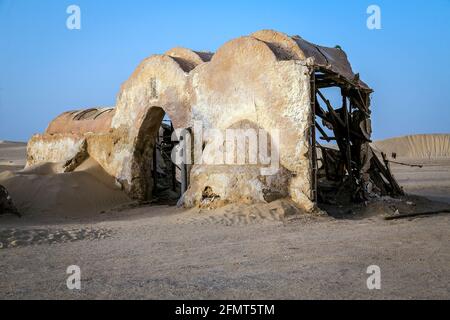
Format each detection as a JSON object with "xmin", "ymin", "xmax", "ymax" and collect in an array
[
  {"xmin": 46, "ymin": 108, "xmax": 114, "ymax": 135},
  {"xmin": 252, "ymin": 30, "xmax": 370, "ymax": 89},
  {"xmin": 165, "ymin": 47, "xmax": 214, "ymax": 72},
  {"xmin": 45, "ymin": 29, "xmax": 371, "ymax": 136}
]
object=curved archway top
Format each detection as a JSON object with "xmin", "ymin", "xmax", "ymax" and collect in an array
[
  {"xmin": 251, "ymin": 29, "xmax": 307, "ymax": 61},
  {"xmin": 113, "ymin": 54, "xmax": 191, "ymax": 131},
  {"xmin": 121, "ymin": 54, "xmax": 190, "ymax": 89},
  {"xmin": 165, "ymin": 47, "xmax": 214, "ymax": 72},
  {"xmin": 46, "ymin": 107, "xmax": 114, "ymax": 135},
  {"xmin": 210, "ymin": 36, "xmax": 279, "ymax": 67}
]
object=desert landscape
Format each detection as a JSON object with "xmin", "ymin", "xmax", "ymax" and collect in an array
[{"xmin": 0, "ymin": 134, "xmax": 449, "ymax": 299}]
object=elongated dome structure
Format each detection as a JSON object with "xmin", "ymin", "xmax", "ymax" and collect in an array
[{"xmin": 27, "ymin": 30, "xmax": 401, "ymax": 212}]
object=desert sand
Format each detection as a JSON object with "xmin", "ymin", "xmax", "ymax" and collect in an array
[
  {"xmin": 0, "ymin": 141, "xmax": 26, "ymax": 173},
  {"xmin": 0, "ymin": 156, "xmax": 131, "ymax": 219},
  {"xmin": 372, "ymin": 134, "xmax": 450, "ymax": 160},
  {"xmin": 0, "ymin": 135, "xmax": 449, "ymax": 299},
  {"xmin": 372, "ymin": 134, "xmax": 450, "ymax": 205}
]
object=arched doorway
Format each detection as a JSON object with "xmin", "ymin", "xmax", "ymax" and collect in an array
[
  {"xmin": 132, "ymin": 106, "xmax": 182, "ymax": 205},
  {"xmin": 152, "ymin": 113, "xmax": 182, "ymax": 205}
]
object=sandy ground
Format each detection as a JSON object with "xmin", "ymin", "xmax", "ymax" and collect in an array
[
  {"xmin": 0, "ymin": 136, "xmax": 449, "ymax": 299},
  {"xmin": 0, "ymin": 141, "xmax": 26, "ymax": 173}
]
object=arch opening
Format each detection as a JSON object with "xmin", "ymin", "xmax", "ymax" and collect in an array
[
  {"xmin": 131, "ymin": 107, "xmax": 182, "ymax": 205},
  {"xmin": 152, "ymin": 113, "xmax": 182, "ymax": 205}
]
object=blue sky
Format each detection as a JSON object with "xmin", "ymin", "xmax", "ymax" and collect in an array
[{"xmin": 0, "ymin": 0, "xmax": 449, "ymax": 141}]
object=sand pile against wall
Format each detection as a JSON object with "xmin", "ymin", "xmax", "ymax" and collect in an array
[
  {"xmin": 0, "ymin": 157, "xmax": 131, "ymax": 218},
  {"xmin": 372, "ymin": 134, "xmax": 450, "ymax": 160}
]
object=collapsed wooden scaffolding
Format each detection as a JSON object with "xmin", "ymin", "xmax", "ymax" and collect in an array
[{"xmin": 310, "ymin": 66, "xmax": 404, "ymax": 204}]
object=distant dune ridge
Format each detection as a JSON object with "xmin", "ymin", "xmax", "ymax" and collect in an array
[
  {"xmin": 372, "ymin": 134, "xmax": 450, "ymax": 160},
  {"xmin": 0, "ymin": 141, "xmax": 26, "ymax": 172}
]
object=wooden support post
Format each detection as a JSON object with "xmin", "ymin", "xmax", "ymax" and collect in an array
[
  {"xmin": 310, "ymin": 71, "xmax": 318, "ymax": 202},
  {"xmin": 181, "ymin": 163, "xmax": 187, "ymax": 195},
  {"xmin": 170, "ymin": 122, "xmax": 177, "ymax": 192},
  {"xmin": 180, "ymin": 132, "xmax": 188, "ymax": 196},
  {"xmin": 342, "ymin": 94, "xmax": 353, "ymax": 186},
  {"xmin": 356, "ymin": 89, "xmax": 370, "ymax": 113},
  {"xmin": 153, "ymin": 141, "xmax": 158, "ymax": 193},
  {"xmin": 315, "ymin": 97, "xmax": 371, "ymax": 143}
]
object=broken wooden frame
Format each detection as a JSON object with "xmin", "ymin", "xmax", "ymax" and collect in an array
[{"xmin": 310, "ymin": 66, "xmax": 404, "ymax": 204}]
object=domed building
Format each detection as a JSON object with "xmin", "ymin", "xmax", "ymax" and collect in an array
[{"xmin": 27, "ymin": 30, "xmax": 402, "ymax": 212}]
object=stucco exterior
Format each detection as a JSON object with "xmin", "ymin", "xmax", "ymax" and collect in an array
[{"xmin": 27, "ymin": 30, "xmax": 368, "ymax": 212}]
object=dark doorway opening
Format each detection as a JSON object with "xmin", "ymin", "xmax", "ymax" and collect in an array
[{"xmin": 151, "ymin": 114, "xmax": 181, "ymax": 205}]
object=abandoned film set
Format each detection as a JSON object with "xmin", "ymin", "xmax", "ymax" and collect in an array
[{"xmin": 0, "ymin": 0, "xmax": 449, "ymax": 310}]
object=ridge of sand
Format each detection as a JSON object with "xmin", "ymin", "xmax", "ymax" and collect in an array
[
  {"xmin": 372, "ymin": 134, "xmax": 450, "ymax": 160},
  {"xmin": 0, "ymin": 140, "xmax": 26, "ymax": 172},
  {"xmin": 0, "ymin": 157, "xmax": 131, "ymax": 218},
  {"xmin": 371, "ymin": 135, "xmax": 450, "ymax": 204}
]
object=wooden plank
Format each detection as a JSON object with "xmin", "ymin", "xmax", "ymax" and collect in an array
[
  {"xmin": 385, "ymin": 210, "xmax": 450, "ymax": 220},
  {"xmin": 343, "ymin": 94, "xmax": 353, "ymax": 184},
  {"xmin": 381, "ymin": 152, "xmax": 404, "ymax": 195},
  {"xmin": 316, "ymin": 90, "xmax": 346, "ymax": 127},
  {"xmin": 315, "ymin": 121, "xmax": 332, "ymax": 142}
]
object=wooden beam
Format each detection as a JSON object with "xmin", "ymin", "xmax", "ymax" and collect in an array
[
  {"xmin": 343, "ymin": 95, "xmax": 353, "ymax": 182},
  {"xmin": 350, "ymin": 95, "xmax": 371, "ymax": 117},
  {"xmin": 316, "ymin": 90, "xmax": 346, "ymax": 127},
  {"xmin": 315, "ymin": 121, "xmax": 332, "ymax": 142},
  {"xmin": 315, "ymin": 92, "xmax": 371, "ymax": 143},
  {"xmin": 381, "ymin": 152, "xmax": 404, "ymax": 195},
  {"xmin": 385, "ymin": 210, "xmax": 450, "ymax": 220},
  {"xmin": 314, "ymin": 67, "xmax": 374, "ymax": 93}
]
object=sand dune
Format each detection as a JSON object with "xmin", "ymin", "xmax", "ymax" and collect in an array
[
  {"xmin": 0, "ymin": 157, "xmax": 131, "ymax": 218},
  {"xmin": 372, "ymin": 134, "xmax": 450, "ymax": 159},
  {"xmin": 369, "ymin": 134, "xmax": 450, "ymax": 204},
  {"xmin": 0, "ymin": 141, "xmax": 26, "ymax": 172}
]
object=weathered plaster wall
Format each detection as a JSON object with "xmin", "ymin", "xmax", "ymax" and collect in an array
[
  {"xmin": 26, "ymin": 31, "xmax": 317, "ymax": 211},
  {"xmin": 109, "ymin": 50, "xmax": 205, "ymax": 199},
  {"xmin": 27, "ymin": 134, "xmax": 86, "ymax": 167},
  {"xmin": 183, "ymin": 36, "xmax": 314, "ymax": 211}
]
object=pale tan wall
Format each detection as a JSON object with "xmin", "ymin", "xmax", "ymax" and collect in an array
[
  {"xmin": 26, "ymin": 134, "xmax": 86, "ymax": 167},
  {"xmin": 184, "ymin": 36, "xmax": 314, "ymax": 211},
  {"xmin": 108, "ymin": 54, "xmax": 192, "ymax": 199},
  {"xmin": 26, "ymin": 33, "xmax": 315, "ymax": 210}
]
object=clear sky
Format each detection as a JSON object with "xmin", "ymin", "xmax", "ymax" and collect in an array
[{"xmin": 0, "ymin": 0, "xmax": 449, "ymax": 141}]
